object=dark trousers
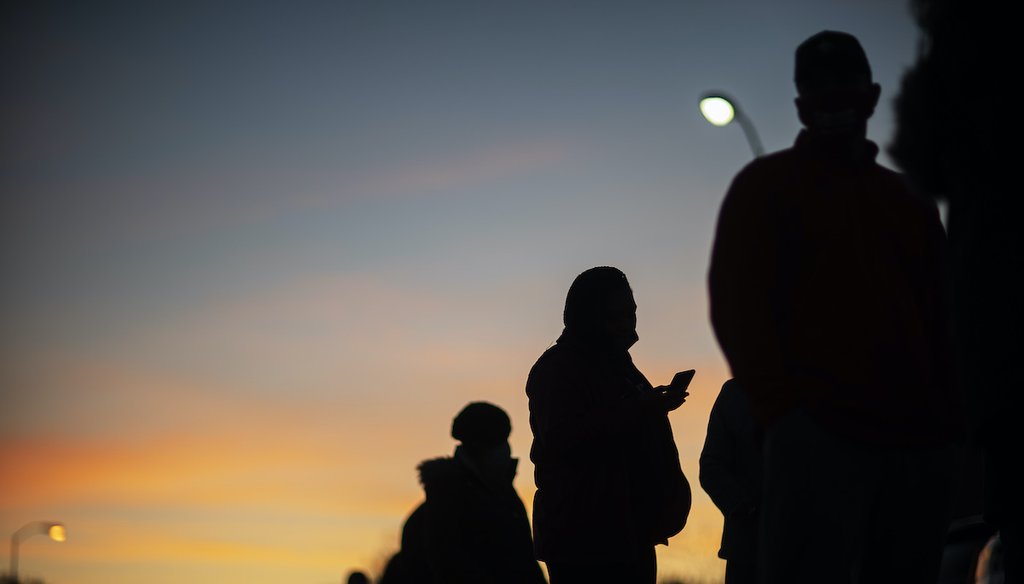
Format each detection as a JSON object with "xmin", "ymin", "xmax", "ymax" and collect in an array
[
  {"xmin": 758, "ymin": 409, "xmax": 954, "ymax": 584},
  {"xmin": 724, "ymin": 557, "xmax": 756, "ymax": 584},
  {"xmin": 546, "ymin": 547, "xmax": 657, "ymax": 584}
]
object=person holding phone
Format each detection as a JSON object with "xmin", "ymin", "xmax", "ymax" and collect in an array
[{"xmin": 526, "ymin": 266, "xmax": 693, "ymax": 584}]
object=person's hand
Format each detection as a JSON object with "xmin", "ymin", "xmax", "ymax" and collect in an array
[{"xmin": 643, "ymin": 385, "xmax": 688, "ymax": 413}]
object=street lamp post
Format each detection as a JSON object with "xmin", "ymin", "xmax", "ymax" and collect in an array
[
  {"xmin": 699, "ymin": 91, "xmax": 764, "ymax": 158},
  {"xmin": 9, "ymin": 522, "xmax": 65, "ymax": 581}
]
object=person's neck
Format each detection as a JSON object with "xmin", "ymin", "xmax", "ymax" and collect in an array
[
  {"xmin": 825, "ymin": 138, "xmax": 867, "ymax": 163},
  {"xmin": 801, "ymin": 129, "xmax": 871, "ymax": 166}
]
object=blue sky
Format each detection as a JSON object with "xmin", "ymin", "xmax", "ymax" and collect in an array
[{"xmin": 2, "ymin": 2, "xmax": 921, "ymax": 582}]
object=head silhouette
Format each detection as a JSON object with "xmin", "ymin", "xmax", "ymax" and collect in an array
[
  {"xmin": 563, "ymin": 266, "xmax": 638, "ymax": 351},
  {"xmin": 346, "ymin": 570, "xmax": 370, "ymax": 584},
  {"xmin": 452, "ymin": 401, "xmax": 512, "ymax": 454},
  {"xmin": 451, "ymin": 401, "xmax": 515, "ymax": 481},
  {"xmin": 794, "ymin": 31, "xmax": 881, "ymax": 142}
]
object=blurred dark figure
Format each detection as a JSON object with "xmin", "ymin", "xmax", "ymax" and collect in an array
[
  {"xmin": 345, "ymin": 570, "xmax": 370, "ymax": 584},
  {"xmin": 699, "ymin": 379, "xmax": 762, "ymax": 584},
  {"xmin": 890, "ymin": 2, "xmax": 1022, "ymax": 582},
  {"xmin": 708, "ymin": 31, "xmax": 960, "ymax": 583},
  {"xmin": 526, "ymin": 266, "xmax": 693, "ymax": 584},
  {"xmin": 375, "ymin": 552, "xmax": 403, "ymax": 584},
  {"xmin": 398, "ymin": 401, "xmax": 546, "ymax": 584}
]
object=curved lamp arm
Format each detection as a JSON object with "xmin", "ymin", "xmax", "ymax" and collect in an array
[
  {"xmin": 10, "ymin": 521, "xmax": 65, "ymax": 580},
  {"xmin": 699, "ymin": 91, "xmax": 765, "ymax": 158}
]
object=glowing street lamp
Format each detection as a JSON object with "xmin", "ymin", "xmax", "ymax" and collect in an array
[
  {"xmin": 9, "ymin": 521, "xmax": 66, "ymax": 580},
  {"xmin": 699, "ymin": 91, "xmax": 765, "ymax": 158}
]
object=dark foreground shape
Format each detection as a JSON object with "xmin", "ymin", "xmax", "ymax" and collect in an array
[
  {"xmin": 891, "ymin": 2, "xmax": 1023, "ymax": 582},
  {"xmin": 708, "ymin": 30, "xmax": 959, "ymax": 584}
]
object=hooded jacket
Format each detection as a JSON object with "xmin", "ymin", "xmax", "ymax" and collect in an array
[
  {"xmin": 526, "ymin": 331, "xmax": 691, "ymax": 563},
  {"xmin": 399, "ymin": 449, "xmax": 547, "ymax": 584}
]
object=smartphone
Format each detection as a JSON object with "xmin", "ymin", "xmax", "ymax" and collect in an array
[{"xmin": 669, "ymin": 369, "xmax": 696, "ymax": 391}]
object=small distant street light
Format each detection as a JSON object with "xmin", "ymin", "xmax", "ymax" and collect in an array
[
  {"xmin": 9, "ymin": 521, "xmax": 66, "ymax": 581},
  {"xmin": 699, "ymin": 91, "xmax": 765, "ymax": 158}
]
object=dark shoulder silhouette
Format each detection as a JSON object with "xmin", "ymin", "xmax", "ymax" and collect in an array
[{"xmin": 398, "ymin": 402, "xmax": 546, "ymax": 584}]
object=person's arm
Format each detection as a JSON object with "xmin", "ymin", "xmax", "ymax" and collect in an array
[
  {"xmin": 700, "ymin": 383, "xmax": 757, "ymax": 515},
  {"xmin": 708, "ymin": 166, "xmax": 796, "ymax": 424}
]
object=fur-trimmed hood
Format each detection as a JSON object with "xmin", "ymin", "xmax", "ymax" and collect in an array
[
  {"xmin": 416, "ymin": 456, "xmax": 461, "ymax": 490},
  {"xmin": 416, "ymin": 450, "xmax": 519, "ymax": 496}
]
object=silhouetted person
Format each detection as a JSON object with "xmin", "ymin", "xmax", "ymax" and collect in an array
[
  {"xmin": 398, "ymin": 401, "xmax": 546, "ymax": 584},
  {"xmin": 526, "ymin": 266, "xmax": 693, "ymax": 584},
  {"xmin": 699, "ymin": 379, "xmax": 762, "ymax": 584},
  {"xmin": 345, "ymin": 570, "xmax": 370, "ymax": 584},
  {"xmin": 708, "ymin": 31, "xmax": 960, "ymax": 583},
  {"xmin": 890, "ymin": 2, "xmax": 1021, "ymax": 582}
]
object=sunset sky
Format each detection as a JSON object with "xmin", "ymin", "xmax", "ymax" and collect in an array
[{"xmin": 2, "ymin": 2, "xmax": 921, "ymax": 582}]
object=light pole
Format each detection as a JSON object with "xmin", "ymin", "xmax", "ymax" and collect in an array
[
  {"xmin": 699, "ymin": 91, "xmax": 764, "ymax": 158},
  {"xmin": 9, "ymin": 521, "xmax": 65, "ymax": 581}
]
